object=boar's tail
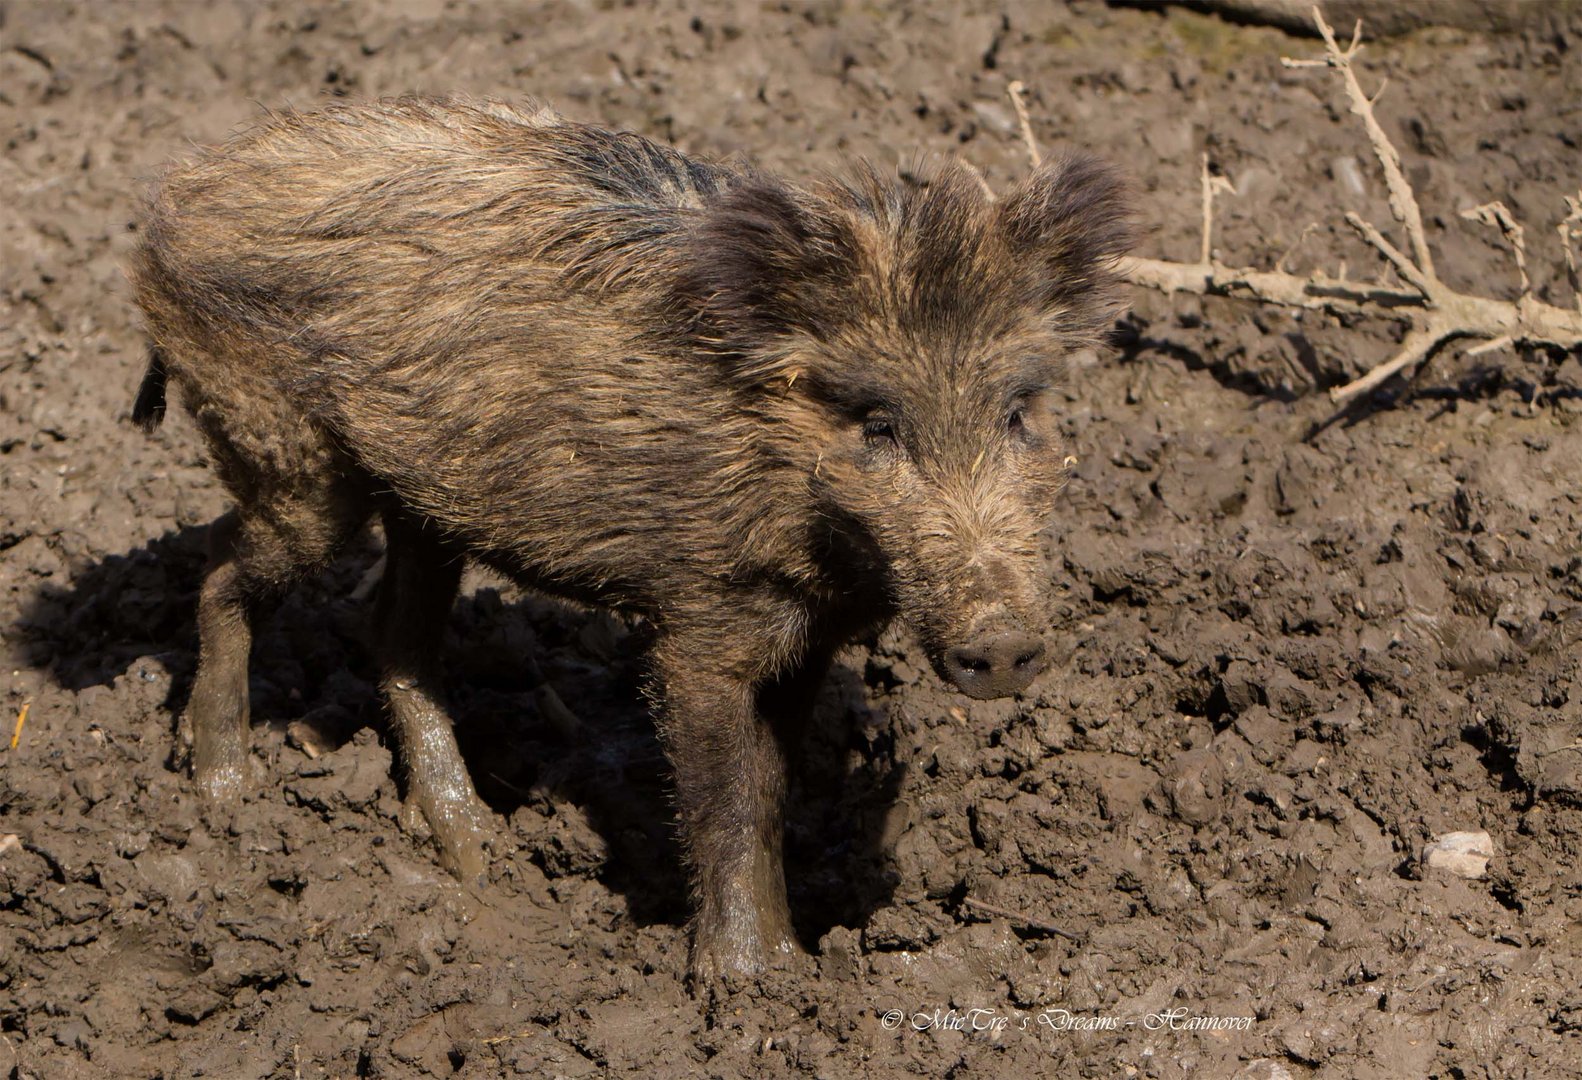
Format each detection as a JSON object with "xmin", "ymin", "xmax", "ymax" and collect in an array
[{"xmin": 131, "ymin": 345, "xmax": 168, "ymax": 433}]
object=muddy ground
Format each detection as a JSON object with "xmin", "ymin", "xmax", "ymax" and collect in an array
[{"xmin": 2, "ymin": 1, "xmax": 1580, "ymax": 1077}]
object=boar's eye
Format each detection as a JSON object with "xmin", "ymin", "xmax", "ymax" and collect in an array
[
  {"xmin": 1008, "ymin": 402, "xmax": 1041, "ymax": 446},
  {"xmin": 858, "ymin": 416, "xmax": 904, "ymax": 468},
  {"xmin": 862, "ymin": 417, "xmax": 898, "ymax": 444},
  {"xmin": 1006, "ymin": 387, "xmax": 1050, "ymax": 445}
]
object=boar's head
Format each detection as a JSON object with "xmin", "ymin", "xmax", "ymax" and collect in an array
[{"xmin": 679, "ymin": 156, "xmax": 1132, "ymax": 699}]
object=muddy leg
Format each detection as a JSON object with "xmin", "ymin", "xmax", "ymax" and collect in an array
[
  {"xmin": 374, "ymin": 512, "xmax": 496, "ymax": 882},
  {"xmin": 655, "ymin": 635, "xmax": 829, "ymax": 985},
  {"xmin": 187, "ymin": 511, "xmax": 257, "ymax": 802},
  {"xmin": 187, "ymin": 495, "xmax": 367, "ymax": 802}
]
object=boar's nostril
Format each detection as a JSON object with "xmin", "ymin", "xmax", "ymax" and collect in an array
[{"xmin": 944, "ymin": 632, "xmax": 1046, "ymax": 700}]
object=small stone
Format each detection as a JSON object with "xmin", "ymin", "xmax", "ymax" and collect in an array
[
  {"xmin": 1329, "ymin": 155, "xmax": 1367, "ymax": 198},
  {"xmin": 1233, "ymin": 1060, "xmax": 1296, "ymax": 1080},
  {"xmin": 970, "ymin": 100, "xmax": 1016, "ymax": 137},
  {"xmin": 1422, "ymin": 831, "xmax": 1494, "ymax": 879},
  {"xmin": 1279, "ymin": 1023, "xmax": 1315, "ymax": 1063}
]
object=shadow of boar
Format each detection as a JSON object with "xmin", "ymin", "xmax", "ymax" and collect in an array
[{"xmin": 126, "ymin": 95, "xmax": 1131, "ymax": 985}]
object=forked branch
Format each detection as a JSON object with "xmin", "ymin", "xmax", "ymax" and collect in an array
[{"xmin": 1015, "ymin": 6, "xmax": 1582, "ymax": 403}]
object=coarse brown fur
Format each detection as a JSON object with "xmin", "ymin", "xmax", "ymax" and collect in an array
[{"xmin": 127, "ymin": 95, "xmax": 1131, "ymax": 985}]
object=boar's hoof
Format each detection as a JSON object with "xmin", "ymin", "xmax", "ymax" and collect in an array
[
  {"xmin": 192, "ymin": 755, "xmax": 263, "ymax": 806},
  {"xmin": 944, "ymin": 632, "xmax": 1047, "ymax": 699},
  {"xmin": 689, "ymin": 931, "xmax": 804, "ymax": 994},
  {"xmin": 399, "ymin": 793, "xmax": 499, "ymax": 885}
]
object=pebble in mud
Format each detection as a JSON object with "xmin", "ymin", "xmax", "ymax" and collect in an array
[
  {"xmin": 1421, "ymin": 831, "xmax": 1495, "ymax": 879},
  {"xmin": 1233, "ymin": 1060, "xmax": 1296, "ymax": 1080}
]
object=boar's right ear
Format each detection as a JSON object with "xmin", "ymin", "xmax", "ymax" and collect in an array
[
  {"xmin": 995, "ymin": 155, "xmax": 1134, "ymax": 340},
  {"xmin": 675, "ymin": 177, "xmax": 855, "ymax": 368}
]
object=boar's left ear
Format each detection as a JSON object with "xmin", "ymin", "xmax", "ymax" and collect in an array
[
  {"xmin": 675, "ymin": 176, "xmax": 856, "ymax": 362},
  {"xmin": 995, "ymin": 155, "xmax": 1134, "ymax": 339}
]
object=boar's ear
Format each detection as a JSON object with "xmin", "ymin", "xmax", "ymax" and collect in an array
[
  {"xmin": 995, "ymin": 155, "xmax": 1134, "ymax": 340},
  {"xmin": 675, "ymin": 176, "xmax": 856, "ymax": 362}
]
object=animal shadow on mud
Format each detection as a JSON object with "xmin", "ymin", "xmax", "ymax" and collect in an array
[
  {"xmin": 1115, "ymin": 317, "xmax": 1328, "ymax": 404},
  {"xmin": 14, "ymin": 521, "xmax": 907, "ymax": 944},
  {"xmin": 1119, "ymin": 315, "xmax": 1581, "ymax": 430}
]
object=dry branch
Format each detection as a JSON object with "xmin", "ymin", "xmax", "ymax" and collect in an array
[
  {"xmin": 1200, "ymin": 155, "xmax": 1236, "ymax": 265},
  {"xmin": 1056, "ymin": 5, "xmax": 1582, "ymax": 403},
  {"xmin": 1461, "ymin": 201, "xmax": 1529, "ymax": 295},
  {"xmin": 1006, "ymin": 80, "xmax": 1041, "ymax": 169},
  {"xmin": 1559, "ymin": 191, "xmax": 1582, "ymax": 313}
]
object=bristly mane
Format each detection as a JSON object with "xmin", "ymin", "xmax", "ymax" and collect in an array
[{"xmin": 671, "ymin": 153, "xmax": 1132, "ymax": 390}]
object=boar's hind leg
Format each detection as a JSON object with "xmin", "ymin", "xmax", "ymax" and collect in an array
[
  {"xmin": 655, "ymin": 631, "xmax": 823, "ymax": 985},
  {"xmin": 188, "ymin": 488, "xmax": 365, "ymax": 803},
  {"xmin": 374, "ymin": 511, "xmax": 497, "ymax": 883},
  {"xmin": 186, "ymin": 510, "xmax": 258, "ymax": 803}
]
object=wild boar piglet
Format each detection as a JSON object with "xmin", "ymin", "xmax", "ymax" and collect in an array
[{"xmin": 129, "ymin": 96, "xmax": 1131, "ymax": 983}]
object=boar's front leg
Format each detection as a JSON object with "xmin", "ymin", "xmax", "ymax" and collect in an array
[
  {"xmin": 653, "ymin": 617, "xmax": 822, "ymax": 985},
  {"xmin": 374, "ymin": 512, "xmax": 498, "ymax": 882}
]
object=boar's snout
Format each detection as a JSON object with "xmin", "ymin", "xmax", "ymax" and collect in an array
[{"xmin": 942, "ymin": 625, "xmax": 1047, "ymax": 700}]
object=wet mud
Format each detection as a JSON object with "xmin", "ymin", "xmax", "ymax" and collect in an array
[{"xmin": 2, "ymin": 2, "xmax": 1579, "ymax": 1077}]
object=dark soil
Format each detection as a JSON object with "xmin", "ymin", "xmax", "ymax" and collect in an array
[{"xmin": 2, "ymin": 2, "xmax": 1579, "ymax": 1077}]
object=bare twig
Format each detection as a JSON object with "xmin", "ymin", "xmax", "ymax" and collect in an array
[
  {"xmin": 1285, "ymin": 8, "xmax": 1437, "ymax": 285},
  {"xmin": 482, "ymin": 1029, "xmax": 537, "ymax": 1046},
  {"xmin": 1461, "ymin": 202, "xmax": 1529, "ymax": 296},
  {"xmin": 1006, "ymin": 81, "xmax": 1041, "ymax": 169},
  {"xmin": 962, "ymin": 895, "xmax": 1083, "ymax": 942},
  {"xmin": 1558, "ymin": 191, "xmax": 1581, "ymax": 313},
  {"xmin": 958, "ymin": 156, "xmax": 996, "ymax": 201},
  {"xmin": 487, "ymin": 770, "xmax": 532, "ymax": 799},
  {"xmin": 1275, "ymin": 221, "xmax": 1321, "ymax": 274},
  {"xmin": 10, "ymin": 702, "xmax": 27, "ymax": 751},
  {"xmin": 1343, "ymin": 211, "xmax": 1433, "ymax": 298},
  {"xmin": 1328, "ymin": 326, "xmax": 1443, "ymax": 402},
  {"xmin": 1121, "ymin": 255, "xmax": 1421, "ymax": 314},
  {"xmin": 1328, "ymin": 292, "xmax": 1578, "ymax": 403},
  {"xmin": 1466, "ymin": 335, "xmax": 1513, "ymax": 358},
  {"xmin": 1200, "ymin": 155, "xmax": 1236, "ymax": 265}
]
